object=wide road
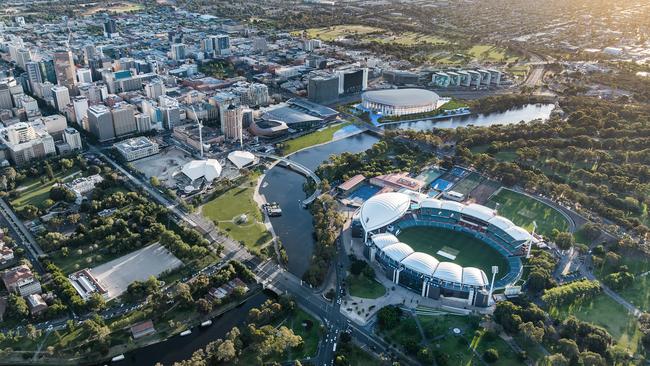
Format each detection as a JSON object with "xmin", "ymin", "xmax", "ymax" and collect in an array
[{"xmin": 0, "ymin": 197, "xmax": 45, "ymax": 274}]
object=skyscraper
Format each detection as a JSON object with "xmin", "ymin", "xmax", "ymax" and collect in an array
[
  {"xmin": 87, "ymin": 105, "xmax": 115, "ymax": 142},
  {"xmin": 25, "ymin": 62, "xmax": 43, "ymax": 87},
  {"xmin": 214, "ymin": 35, "xmax": 231, "ymax": 56},
  {"xmin": 39, "ymin": 58, "xmax": 57, "ymax": 84},
  {"xmin": 53, "ymin": 50, "xmax": 76, "ymax": 90},
  {"xmin": 171, "ymin": 43, "xmax": 186, "ymax": 61},
  {"xmin": 72, "ymin": 96, "xmax": 88, "ymax": 125},
  {"xmin": 76, "ymin": 68, "xmax": 92, "ymax": 83},
  {"xmin": 222, "ymin": 104, "xmax": 243, "ymax": 141},
  {"xmin": 83, "ymin": 44, "xmax": 96, "ymax": 66},
  {"xmin": 111, "ymin": 103, "xmax": 137, "ymax": 137},
  {"xmin": 51, "ymin": 85, "xmax": 70, "ymax": 112},
  {"xmin": 103, "ymin": 19, "xmax": 118, "ymax": 38},
  {"xmin": 0, "ymin": 83, "xmax": 12, "ymax": 109}
]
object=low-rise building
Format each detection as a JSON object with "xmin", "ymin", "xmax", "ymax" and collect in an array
[
  {"xmin": 131, "ymin": 320, "xmax": 156, "ymax": 339},
  {"xmin": 2, "ymin": 265, "xmax": 42, "ymax": 297},
  {"xmin": 113, "ymin": 136, "xmax": 159, "ymax": 161},
  {"xmin": 68, "ymin": 269, "xmax": 108, "ymax": 300},
  {"xmin": 369, "ymin": 173, "xmax": 425, "ymax": 192},
  {"xmin": 26, "ymin": 293, "xmax": 48, "ymax": 316}
]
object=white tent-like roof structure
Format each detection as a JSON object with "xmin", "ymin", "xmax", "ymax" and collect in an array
[
  {"xmin": 462, "ymin": 267, "xmax": 489, "ymax": 287},
  {"xmin": 371, "ymin": 233, "xmax": 400, "ymax": 250},
  {"xmin": 382, "ymin": 243, "xmax": 414, "ymax": 263},
  {"xmin": 360, "ymin": 192, "xmax": 411, "ymax": 232},
  {"xmin": 433, "ymin": 262, "xmax": 463, "ymax": 283},
  {"xmin": 181, "ymin": 159, "xmax": 222, "ymax": 182},
  {"xmin": 228, "ymin": 151, "xmax": 255, "ymax": 169},
  {"xmin": 401, "ymin": 252, "xmax": 439, "ymax": 275}
]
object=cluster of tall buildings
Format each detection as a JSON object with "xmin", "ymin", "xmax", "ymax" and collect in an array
[{"xmin": 307, "ymin": 68, "xmax": 369, "ymax": 104}]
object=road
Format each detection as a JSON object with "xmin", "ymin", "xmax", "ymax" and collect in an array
[{"xmin": 0, "ymin": 197, "xmax": 45, "ymax": 274}]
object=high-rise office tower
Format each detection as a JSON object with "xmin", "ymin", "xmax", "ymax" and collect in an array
[
  {"xmin": 63, "ymin": 127, "xmax": 82, "ymax": 150},
  {"xmin": 213, "ymin": 35, "xmax": 230, "ymax": 56},
  {"xmin": 171, "ymin": 43, "xmax": 186, "ymax": 61},
  {"xmin": 135, "ymin": 113, "xmax": 152, "ymax": 132},
  {"xmin": 51, "ymin": 85, "xmax": 70, "ymax": 112},
  {"xmin": 111, "ymin": 103, "xmax": 137, "ymax": 137},
  {"xmin": 103, "ymin": 19, "xmax": 118, "ymax": 38},
  {"xmin": 87, "ymin": 105, "xmax": 115, "ymax": 142},
  {"xmin": 144, "ymin": 79, "xmax": 165, "ymax": 99},
  {"xmin": 0, "ymin": 83, "xmax": 12, "ymax": 109},
  {"xmin": 25, "ymin": 62, "xmax": 42, "ymax": 87},
  {"xmin": 39, "ymin": 58, "xmax": 57, "ymax": 84},
  {"xmin": 222, "ymin": 104, "xmax": 243, "ymax": 141},
  {"xmin": 76, "ymin": 68, "xmax": 92, "ymax": 83},
  {"xmin": 53, "ymin": 50, "xmax": 76, "ymax": 90},
  {"xmin": 72, "ymin": 96, "xmax": 88, "ymax": 125},
  {"xmin": 84, "ymin": 44, "xmax": 96, "ymax": 66},
  {"xmin": 15, "ymin": 48, "xmax": 31, "ymax": 70}
]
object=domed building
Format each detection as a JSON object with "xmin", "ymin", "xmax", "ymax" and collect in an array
[{"xmin": 361, "ymin": 88, "xmax": 439, "ymax": 117}]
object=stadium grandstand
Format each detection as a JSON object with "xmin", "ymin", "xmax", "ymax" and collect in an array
[{"xmin": 356, "ymin": 192, "xmax": 537, "ymax": 307}]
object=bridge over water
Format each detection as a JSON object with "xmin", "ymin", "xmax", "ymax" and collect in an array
[{"xmin": 257, "ymin": 153, "xmax": 322, "ymax": 206}]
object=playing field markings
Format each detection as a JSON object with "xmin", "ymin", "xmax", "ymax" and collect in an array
[
  {"xmin": 517, "ymin": 208, "xmax": 536, "ymax": 219},
  {"xmin": 437, "ymin": 246, "xmax": 460, "ymax": 260}
]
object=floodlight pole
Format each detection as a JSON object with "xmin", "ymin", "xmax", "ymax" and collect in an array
[{"xmin": 488, "ymin": 265, "xmax": 498, "ymax": 305}]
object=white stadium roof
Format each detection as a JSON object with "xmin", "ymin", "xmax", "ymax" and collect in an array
[
  {"xmin": 227, "ymin": 150, "xmax": 255, "ymax": 169},
  {"xmin": 362, "ymin": 88, "xmax": 439, "ymax": 108},
  {"xmin": 462, "ymin": 203, "xmax": 496, "ymax": 222},
  {"xmin": 462, "ymin": 267, "xmax": 489, "ymax": 287},
  {"xmin": 488, "ymin": 215, "xmax": 515, "ymax": 231},
  {"xmin": 382, "ymin": 243, "xmax": 414, "ymax": 263},
  {"xmin": 440, "ymin": 200, "xmax": 464, "ymax": 212},
  {"xmin": 401, "ymin": 252, "xmax": 439, "ymax": 275},
  {"xmin": 360, "ymin": 192, "xmax": 411, "ymax": 231},
  {"xmin": 420, "ymin": 198, "xmax": 443, "ymax": 209},
  {"xmin": 433, "ymin": 262, "xmax": 463, "ymax": 283},
  {"xmin": 506, "ymin": 226, "xmax": 538, "ymax": 243},
  {"xmin": 371, "ymin": 233, "xmax": 400, "ymax": 250},
  {"xmin": 182, "ymin": 159, "xmax": 222, "ymax": 182}
]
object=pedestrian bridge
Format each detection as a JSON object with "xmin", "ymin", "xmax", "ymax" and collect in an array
[{"xmin": 257, "ymin": 153, "xmax": 322, "ymax": 206}]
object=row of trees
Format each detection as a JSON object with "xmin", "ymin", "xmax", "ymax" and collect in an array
[
  {"xmin": 302, "ymin": 194, "xmax": 345, "ymax": 286},
  {"xmin": 541, "ymin": 279, "xmax": 601, "ymax": 307},
  {"xmin": 171, "ymin": 297, "xmax": 303, "ymax": 366}
]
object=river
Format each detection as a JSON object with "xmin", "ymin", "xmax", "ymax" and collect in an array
[
  {"xmin": 383, "ymin": 103, "xmax": 555, "ymax": 131},
  {"xmin": 116, "ymin": 292, "xmax": 269, "ymax": 366}
]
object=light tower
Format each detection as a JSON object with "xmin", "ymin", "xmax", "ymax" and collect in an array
[
  {"xmin": 190, "ymin": 106, "xmax": 204, "ymax": 158},
  {"xmin": 526, "ymin": 221, "xmax": 537, "ymax": 259},
  {"xmin": 488, "ymin": 265, "xmax": 499, "ymax": 305}
]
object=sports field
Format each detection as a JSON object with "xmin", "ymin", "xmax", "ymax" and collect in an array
[
  {"xmin": 397, "ymin": 226, "xmax": 510, "ymax": 276},
  {"xmin": 485, "ymin": 188, "xmax": 570, "ymax": 237}
]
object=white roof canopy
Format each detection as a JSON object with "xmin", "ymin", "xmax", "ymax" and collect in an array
[
  {"xmin": 227, "ymin": 150, "xmax": 255, "ymax": 169},
  {"xmin": 182, "ymin": 159, "xmax": 222, "ymax": 182},
  {"xmin": 360, "ymin": 192, "xmax": 411, "ymax": 232}
]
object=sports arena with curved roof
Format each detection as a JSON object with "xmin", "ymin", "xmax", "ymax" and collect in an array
[
  {"xmin": 358, "ymin": 192, "xmax": 537, "ymax": 307},
  {"xmin": 361, "ymin": 88, "xmax": 440, "ymax": 116}
]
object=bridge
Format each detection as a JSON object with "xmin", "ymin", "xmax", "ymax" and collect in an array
[{"xmin": 257, "ymin": 153, "xmax": 322, "ymax": 206}]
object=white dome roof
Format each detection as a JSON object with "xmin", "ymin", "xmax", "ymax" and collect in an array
[
  {"xmin": 420, "ymin": 198, "xmax": 443, "ymax": 209},
  {"xmin": 488, "ymin": 215, "xmax": 515, "ymax": 231},
  {"xmin": 401, "ymin": 252, "xmax": 439, "ymax": 275},
  {"xmin": 182, "ymin": 159, "xmax": 222, "ymax": 182},
  {"xmin": 440, "ymin": 200, "xmax": 464, "ymax": 212},
  {"xmin": 227, "ymin": 150, "xmax": 255, "ymax": 169},
  {"xmin": 382, "ymin": 242, "xmax": 414, "ymax": 263},
  {"xmin": 462, "ymin": 267, "xmax": 488, "ymax": 287},
  {"xmin": 371, "ymin": 233, "xmax": 400, "ymax": 249},
  {"xmin": 461, "ymin": 203, "xmax": 496, "ymax": 222},
  {"xmin": 433, "ymin": 262, "xmax": 463, "ymax": 283},
  {"xmin": 360, "ymin": 192, "xmax": 411, "ymax": 232}
]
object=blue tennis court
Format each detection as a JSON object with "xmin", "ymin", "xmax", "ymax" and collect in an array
[
  {"xmin": 430, "ymin": 178, "xmax": 453, "ymax": 191},
  {"xmin": 347, "ymin": 184, "xmax": 381, "ymax": 202}
]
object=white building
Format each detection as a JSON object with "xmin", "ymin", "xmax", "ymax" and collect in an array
[
  {"xmin": 76, "ymin": 68, "xmax": 93, "ymax": 84},
  {"xmin": 114, "ymin": 136, "xmax": 159, "ymax": 161},
  {"xmin": 63, "ymin": 127, "xmax": 82, "ymax": 150},
  {"xmin": 0, "ymin": 121, "xmax": 56, "ymax": 165},
  {"xmin": 51, "ymin": 85, "xmax": 70, "ymax": 112},
  {"xmin": 72, "ymin": 96, "xmax": 89, "ymax": 125}
]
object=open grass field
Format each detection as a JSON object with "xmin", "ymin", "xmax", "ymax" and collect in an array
[
  {"xmin": 398, "ymin": 226, "xmax": 510, "ymax": 276},
  {"xmin": 82, "ymin": 1, "xmax": 143, "ymax": 15},
  {"xmin": 283, "ymin": 308, "xmax": 321, "ymax": 359},
  {"xmin": 202, "ymin": 177, "xmax": 272, "ymax": 253},
  {"xmin": 11, "ymin": 169, "xmax": 82, "ymax": 210},
  {"xmin": 467, "ymin": 45, "xmax": 519, "ymax": 63},
  {"xmin": 298, "ymin": 25, "xmax": 383, "ymax": 41},
  {"xmin": 282, "ymin": 122, "xmax": 350, "ymax": 156},
  {"xmin": 369, "ymin": 31, "xmax": 449, "ymax": 46},
  {"xmin": 593, "ymin": 250, "xmax": 650, "ymax": 312},
  {"xmin": 348, "ymin": 274, "xmax": 386, "ymax": 299},
  {"xmin": 486, "ymin": 188, "xmax": 570, "ymax": 237},
  {"xmin": 548, "ymin": 293, "xmax": 642, "ymax": 354}
]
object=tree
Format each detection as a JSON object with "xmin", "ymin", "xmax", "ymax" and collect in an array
[
  {"xmin": 556, "ymin": 338, "xmax": 579, "ymax": 363},
  {"xmin": 216, "ymin": 339, "xmax": 237, "ymax": 362},
  {"xmin": 6, "ymin": 294, "xmax": 29, "ymax": 320},
  {"xmin": 87, "ymin": 293, "xmax": 107, "ymax": 312},
  {"xmin": 196, "ymin": 298, "xmax": 212, "ymax": 314},
  {"xmin": 580, "ymin": 351, "xmax": 605, "ymax": 366},
  {"xmin": 377, "ymin": 305, "xmax": 402, "ymax": 331},
  {"xmin": 542, "ymin": 354, "xmax": 569, "ymax": 366},
  {"xmin": 60, "ymin": 159, "xmax": 74, "ymax": 170},
  {"xmin": 483, "ymin": 348, "xmax": 499, "ymax": 363},
  {"xmin": 150, "ymin": 176, "xmax": 161, "ymax": 187},
  {"xmin": 25, "ymin": 324, "xmax": 41, "ymax": 340},
  {"xmin": 519, "ymin": 322, "xmax": 544, "ymax": 344},
  {"xmin": 554, "ymin": 232, "xmax": 574, "ymax": 250}
]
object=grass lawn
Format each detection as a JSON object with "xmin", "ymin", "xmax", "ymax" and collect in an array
[
  {"xmin": 370, "ymin": 31, "xmax": 448, "ymax": 46},
  {"xmin": 493, "ymin": 150, "xmax": 518, "ymax": 162},
  {"xmin": 202, "ymin": 177, "xmax": 272, "ymax": 254},
  {"xmin": 382, "ymin": 314, "xmax": 422, "ymax": 349},
  {"xmin": 593, "ymin": 250, "xmax": 650, "ymax": 312},
  {"xmin": 298, "ymin": 25, "xmax": 383, "ymax": 41},
  {"xmin": 486, "ymin": 188, "xmax": 570, "ymax": 237},
  {"xmin": 467, "ymin": 45, "xmax": 519, "ymax": 63},
  {"xmin": 335, "ymin": 343, "xmax": 378, "ymax": 366},
  {"xmin": 398, "ymin": 226, "xmax": 510, "ymax": 277},
  {"xmin": 348, "ymin": 274, "xmax": 385, "ymax": 299},
  {"xmin": 439, "ymin": 99, "xmax": 469, "ymax": 111},
  {"xmin": 284, "ymin": 308, "xmax": 321, "ymax": 359},
  {"xmin": 49, "ymin": 244, "xmax": 123, "ymax": 274},
  {"xmin": 548, "ymin": 293, "xmax": 642, "ymax": 354},
  {"xmin": 282, "ymin": 122, "xmax": 350, "ymax": 156},
  {"xmin": 11, "ymin": 169, "xmax": 82, "ymax": 210}
]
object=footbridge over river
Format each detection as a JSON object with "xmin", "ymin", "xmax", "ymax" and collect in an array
[{"xmin": 257, "ymin": 153, "xmax": 322, "ymax": 207}]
